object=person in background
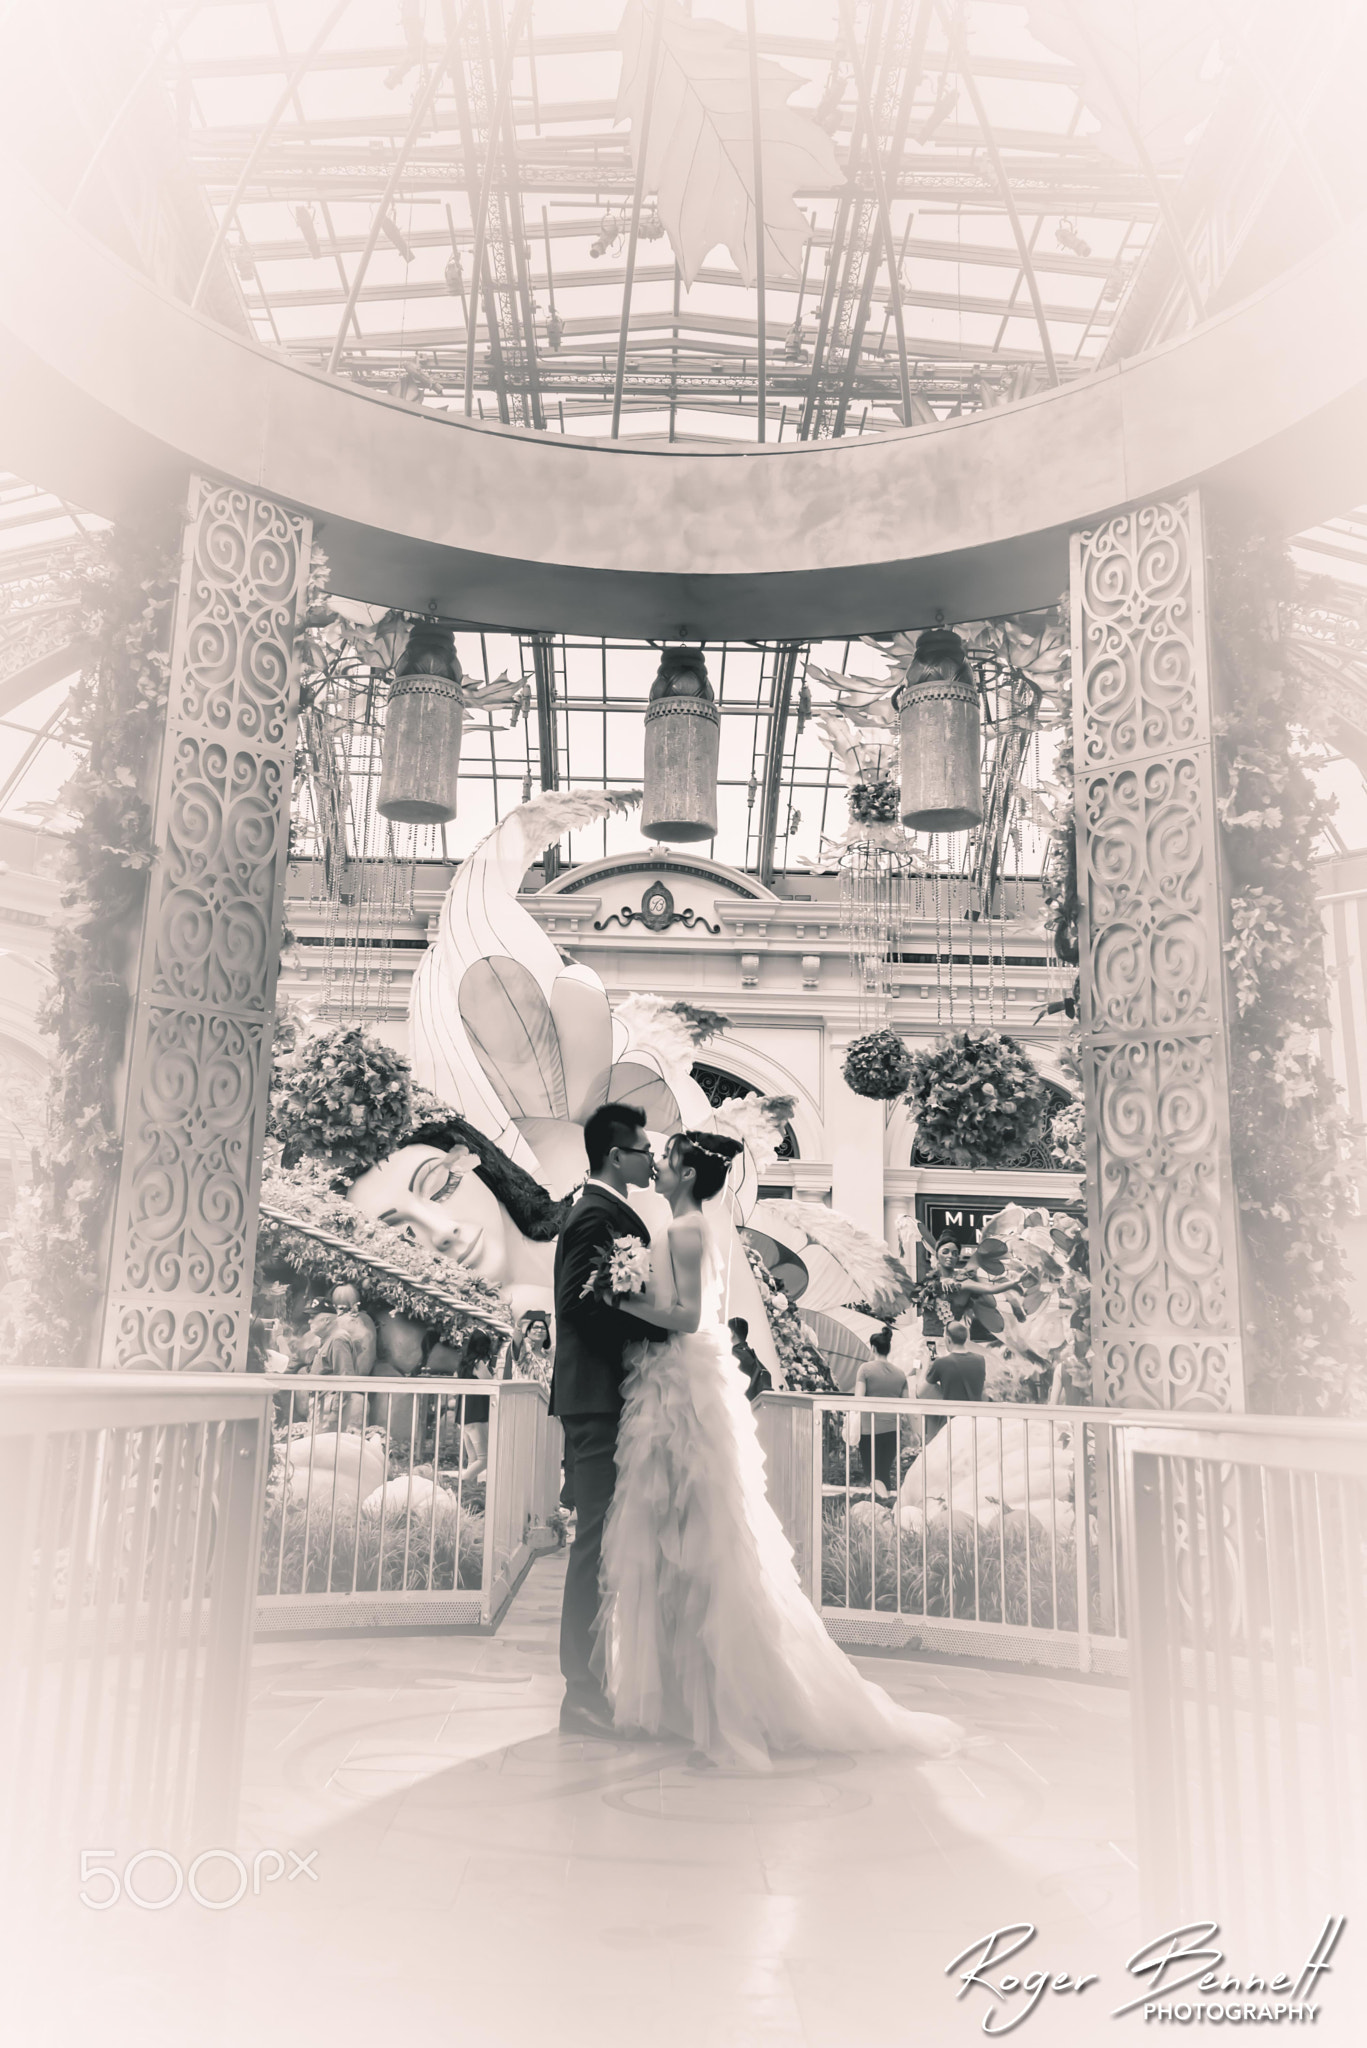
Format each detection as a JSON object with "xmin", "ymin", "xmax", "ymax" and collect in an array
[
  {"xmin": 853, "ymin": 1325, "xmax": 909, "ymax": 1495},
  {"xmin": 330, "ymin": 1282, "xmax": 376, "ymax": 1428},
  {"xmin": 915, "ymin": 1235, "xmax": 1015, "ymax": 1354},
  {"xmin": 330, "ymin": 1283, "xmax": 376, "ymax": 1369},
  {"xmin": 368, "ymin": 1308, "xmax": 427, "ymax": 1449},
  {"xmin": 511, "ymin": 1311, "xmax": 553, "ymax": 1390},
  {"xmin": 728, "ymin": 1316, "xmax": 773, "ymax": 1401},
  {"xmin": 283, "ymin": 1304, "xmax": 323, "ymax": 1373},
  {"xmin": 245, "ymin": 1316, "xmax": 271, "ymax": 1373},
  {"xmin": 454, "ymin": 1328, "xmax": 495, "ymax": 1480},
  {"xmin": 916, "ymin": 1320, "xmax": 987, "ymax": 1443}
]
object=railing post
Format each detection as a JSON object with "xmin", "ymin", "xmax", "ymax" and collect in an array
[
  {"xmin": 1124, "ymin": 1441, "xmax": 1183, "ymax": 1927},
  {"xmin": 1073, "ymin": 1423, "xmax": 1092, "ymax": 1674},
  {"xmin": 755, "ymin": 1394, "xmax": 817, "ymax": 1602},
  {"xmin": 190, "ymin": 1408, "xmax": 270, "ymax": 1850},
  {"xmin": 479, "ymin": 1385, "xmax": 501, "ymax": 1625}
]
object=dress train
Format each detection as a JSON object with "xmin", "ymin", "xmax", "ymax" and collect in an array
[{"xmin": 594, "ymin": 1222, "xmax": 962, "ymax": 1770}]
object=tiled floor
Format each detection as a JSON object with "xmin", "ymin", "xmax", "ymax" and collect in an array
[{"xmin": 16, "ymin": 1552, "xmax": 1156, "ymax": 2048}]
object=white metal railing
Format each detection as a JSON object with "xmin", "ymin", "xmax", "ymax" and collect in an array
[
  {"xmin": 757, "ymin": 1391, "xmax": 1367, "ymax": 1943},
  {"xmin": 254, "ymin": 1375, "xmax": 563, "ymax": 1632},
  {"xmin": 755, "ymin": 1393, "xmax": 1126, "ymax": 1673},
  {"xmin": 0, "ymin": 1370, "xmax": 272, "ymax": 1867},
  {"xmin": 1123, "ymin": 1415, "xmax": 1367, "ymax": 1947}
]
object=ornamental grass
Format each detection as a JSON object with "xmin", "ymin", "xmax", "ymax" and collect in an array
[
  {"xmin": 258, "ymin": 1478, "xmax": 485, "ymax": 1596},
  {"xmin": 820, "ymin": 1498, "xmax": 1078, "ymax": 1630}
]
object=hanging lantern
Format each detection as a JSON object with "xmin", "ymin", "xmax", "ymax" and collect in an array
[
  {"xmin": 377, "ymin": 621, "xmax": 465, "ymax": 825},
  {"xmin": 642, "ymin": 647, "xmax": 719, "ymax": 843},
  {"xmin": 897, "ymin": 628, "xmax": 982, "ymax": 834}
]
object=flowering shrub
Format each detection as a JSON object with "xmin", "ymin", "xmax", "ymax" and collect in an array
[
  {"xmin": 1213, "ymin": 524, "xmax": 1360, "ymax": 1413},
  {"xmin": 269, "ymin": 1023, "xmax": 413, "ymax": 1183},
  {"xmin": 982, "ymin": 1203, "xmax": 1092, "ymax": 1402},
  {"xmin": 848, "ymin": 776, "xmax": 900, "ymax": 825},
  {"xmin": 744, "ymin": 1246, "xmax": 836, "ymax": 1393},
  {"xmin": 842, "ymin": 1029, "xmax": 913, "ymax": 1101},
  {"xmin": 15, "ymin": 521, "xmax": 176, "ymax": 1366},
  {"xmin": 1050, "ymin": 1099, "xmax": 1086, "ymax": 1170},
  {"xmin": 907, "ymin": 1030, "xmax": 1049, "ymax": 1169}
]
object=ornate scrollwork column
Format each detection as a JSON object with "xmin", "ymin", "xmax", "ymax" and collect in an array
[
  {"xmin": 101, "ymin": 477, "xmax": 310, "ymax": 1370},
  {"xmin": 1071, "ymin": 492, "xmax": 1246, "ymax": 1410}
]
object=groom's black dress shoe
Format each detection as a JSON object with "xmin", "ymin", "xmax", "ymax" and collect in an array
[{"xmin": 559, "ymin": 1696, "xmax": 618, "ymax": 1740}]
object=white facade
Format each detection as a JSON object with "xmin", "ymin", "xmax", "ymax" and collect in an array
[{"xmin": 279, "ymin": 847, "xmax": 1084, "ymax": 1254}]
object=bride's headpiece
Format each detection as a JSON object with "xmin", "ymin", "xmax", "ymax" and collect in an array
[
  {"xmin": 673, "ymin": 1128, "xmax": 744, "ymax": 1202},
  {"xmin": 682, "ymin": 1129, "xmax": 743, "ymax": 1162}
]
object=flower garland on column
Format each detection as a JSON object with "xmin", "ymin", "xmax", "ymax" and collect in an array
[
  {"xmin": 14, "ymin": 519, "xmax": 177, "ymax": 1366},
  {"xmin": 1037, "ymin": 524, "xmax": 1362, "ymax": 1413},
  {"xmin": 1212, "ymin": 523, "xmax": 1360, "ymax": 1414}
]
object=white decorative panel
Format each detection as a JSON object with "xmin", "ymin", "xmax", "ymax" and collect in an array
[
  {"xmin": 1072, "ymin": 494, "xmax": 1245, "ymax": 1410},
  {"xmin": 102, "ymin": 478, "xmax": 310, "ymax": 1371}
]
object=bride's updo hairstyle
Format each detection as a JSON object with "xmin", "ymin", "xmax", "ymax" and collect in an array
[{"xmin": 669, "ymin": 1129, "xmax": 744, "ymax": 1202}]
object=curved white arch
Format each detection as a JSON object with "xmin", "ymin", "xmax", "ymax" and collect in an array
[
  {"xmin": 698, "ymin": 1034, "xmax": 824, "ymax": 1162},
  {"xmin": 3, "ymin": 165, "xmax": 1366, "ymax": 637}
]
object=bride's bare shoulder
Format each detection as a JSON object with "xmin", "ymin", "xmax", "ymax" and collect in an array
[{"xmin": 667, "ymin": 1215, "xmax": 706, "ymax": 1246}]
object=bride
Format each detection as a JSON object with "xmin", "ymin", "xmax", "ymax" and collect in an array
[{"xmin": 593, "ymin": 1129, "xmax": 963, "ymax": 1770}]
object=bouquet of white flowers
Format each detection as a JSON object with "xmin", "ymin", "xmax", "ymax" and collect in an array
[{"xmin": 581, "ymin": 1235, "xmax": 652, "ymax": 1306}]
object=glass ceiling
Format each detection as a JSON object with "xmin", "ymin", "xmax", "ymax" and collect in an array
[
  {"xmin": 168, "ymin": 0, "xmax": 1166, "ymax": 441},
  {"xmin": 1, "ymin": 1, "xmax": 1364, "ymax": 870}
]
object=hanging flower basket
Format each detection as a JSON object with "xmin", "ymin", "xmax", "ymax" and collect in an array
[
  {"xmin": 269, "ymin": 1023, "xmax": 414, "ymax": 1182},
  {"xmin": 842, "ymin": 1029, "xmax": 913, "ymax": 1101},
  {"xmin": 908, "ymin": 1029, "xmax": 1049, "ymax": 1169},
  {"xmin": 848, "ymin": 776, "xmax": 900, "ymax": 825}
]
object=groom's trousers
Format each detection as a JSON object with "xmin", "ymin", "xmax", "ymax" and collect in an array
[{"xmin": 558, "ymin": 1410, "xmax": 618, "ymax": 1707}]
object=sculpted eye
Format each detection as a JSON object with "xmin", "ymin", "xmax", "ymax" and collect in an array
[{"xmin": 410, "ymin": 1159, "xmax": 455, "ymax": 1201}]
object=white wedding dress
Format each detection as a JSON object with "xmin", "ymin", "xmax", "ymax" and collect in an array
[{"xmin": 594, "ymin": 1213, "xmax": 963, "ymax": 1769}]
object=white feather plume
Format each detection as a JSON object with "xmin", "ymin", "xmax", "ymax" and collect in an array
[
  {"xmin": 613, "ymin": 993, "xmax": 701, "ymax": 1088},
  {"xmin": 750, "ymin": 1200, "xmax": 914, "ymax": 1314}
]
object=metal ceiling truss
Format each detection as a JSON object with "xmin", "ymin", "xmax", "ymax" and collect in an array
[
  {"xmin": 161, "ymin": 0, "xmax": 1219, "ymax": 431},
  {"xmin": 802, "ymin": 0, "xmax": 925, "ymax": 440}
]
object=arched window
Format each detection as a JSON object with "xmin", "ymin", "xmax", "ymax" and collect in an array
[{"xmin": 690, "ymin": 1064, "xmax": 797, "ymax": 1160}]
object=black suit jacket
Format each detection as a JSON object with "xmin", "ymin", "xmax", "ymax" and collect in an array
[{"xmin": 549, "ymin": 1185, "xmax": 658, "ymax": 1418}]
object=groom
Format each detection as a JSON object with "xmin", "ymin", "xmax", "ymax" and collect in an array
[{"xmin": 550, "ymin": 1101, "xmax": 660, "ymax": 1738}]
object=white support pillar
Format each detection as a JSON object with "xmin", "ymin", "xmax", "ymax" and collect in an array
[
  {"xmin": 101, "ymin": 476, "xmax": 310, "ymax": 1370},
  {"xmin": 1072, "ymin": 491, "xmax": 1246, "ymax": 1410},
  {"xmin": 826, "ymin": 1031, "xmax": 887, "ymax": 1240}
]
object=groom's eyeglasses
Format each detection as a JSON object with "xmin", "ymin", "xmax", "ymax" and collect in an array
[{"xmin": 617, "ymin": 1144, "xmax": 653, "ymax": 1156}]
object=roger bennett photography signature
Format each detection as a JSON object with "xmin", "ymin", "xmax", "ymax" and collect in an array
[{"xmin": 946, "ymin": 1917, "xmax": 1345, "ymax": 2034}]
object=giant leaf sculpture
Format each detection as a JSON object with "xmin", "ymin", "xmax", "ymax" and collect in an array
[
  {"xmin": 1024, "ymin": 0, "xmax": 1220, "ymax": 169},
  {"xmin": 616, "ymin": 0, "xmax": 842, "ymax": 288}
]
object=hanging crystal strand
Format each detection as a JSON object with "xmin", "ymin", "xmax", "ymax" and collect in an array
[
  {"xmin": 967, "ymin": 859, "xmax": 977, "ymax": 1027},
  {"xmin": 933, "ymin": 847, "xmax": 944, "ymax": 1029},
  {"xmin": 841, "ymin": 853, "xmax": 858, "ymax": 1021}
]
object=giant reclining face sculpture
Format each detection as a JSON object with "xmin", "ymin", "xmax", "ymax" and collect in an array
[{"xmin": 346, "ymin": 1133, "xmax": 559, "ymax": 1317}]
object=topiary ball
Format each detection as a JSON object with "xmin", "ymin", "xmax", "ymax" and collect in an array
[
  {"xmin": 842, "ymin": 1029, "xmax": 913, "ymax": 1101},
  {"xmin": 908, "ymin": 1028, "xmax": 1049, "ymax": 1169}
]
